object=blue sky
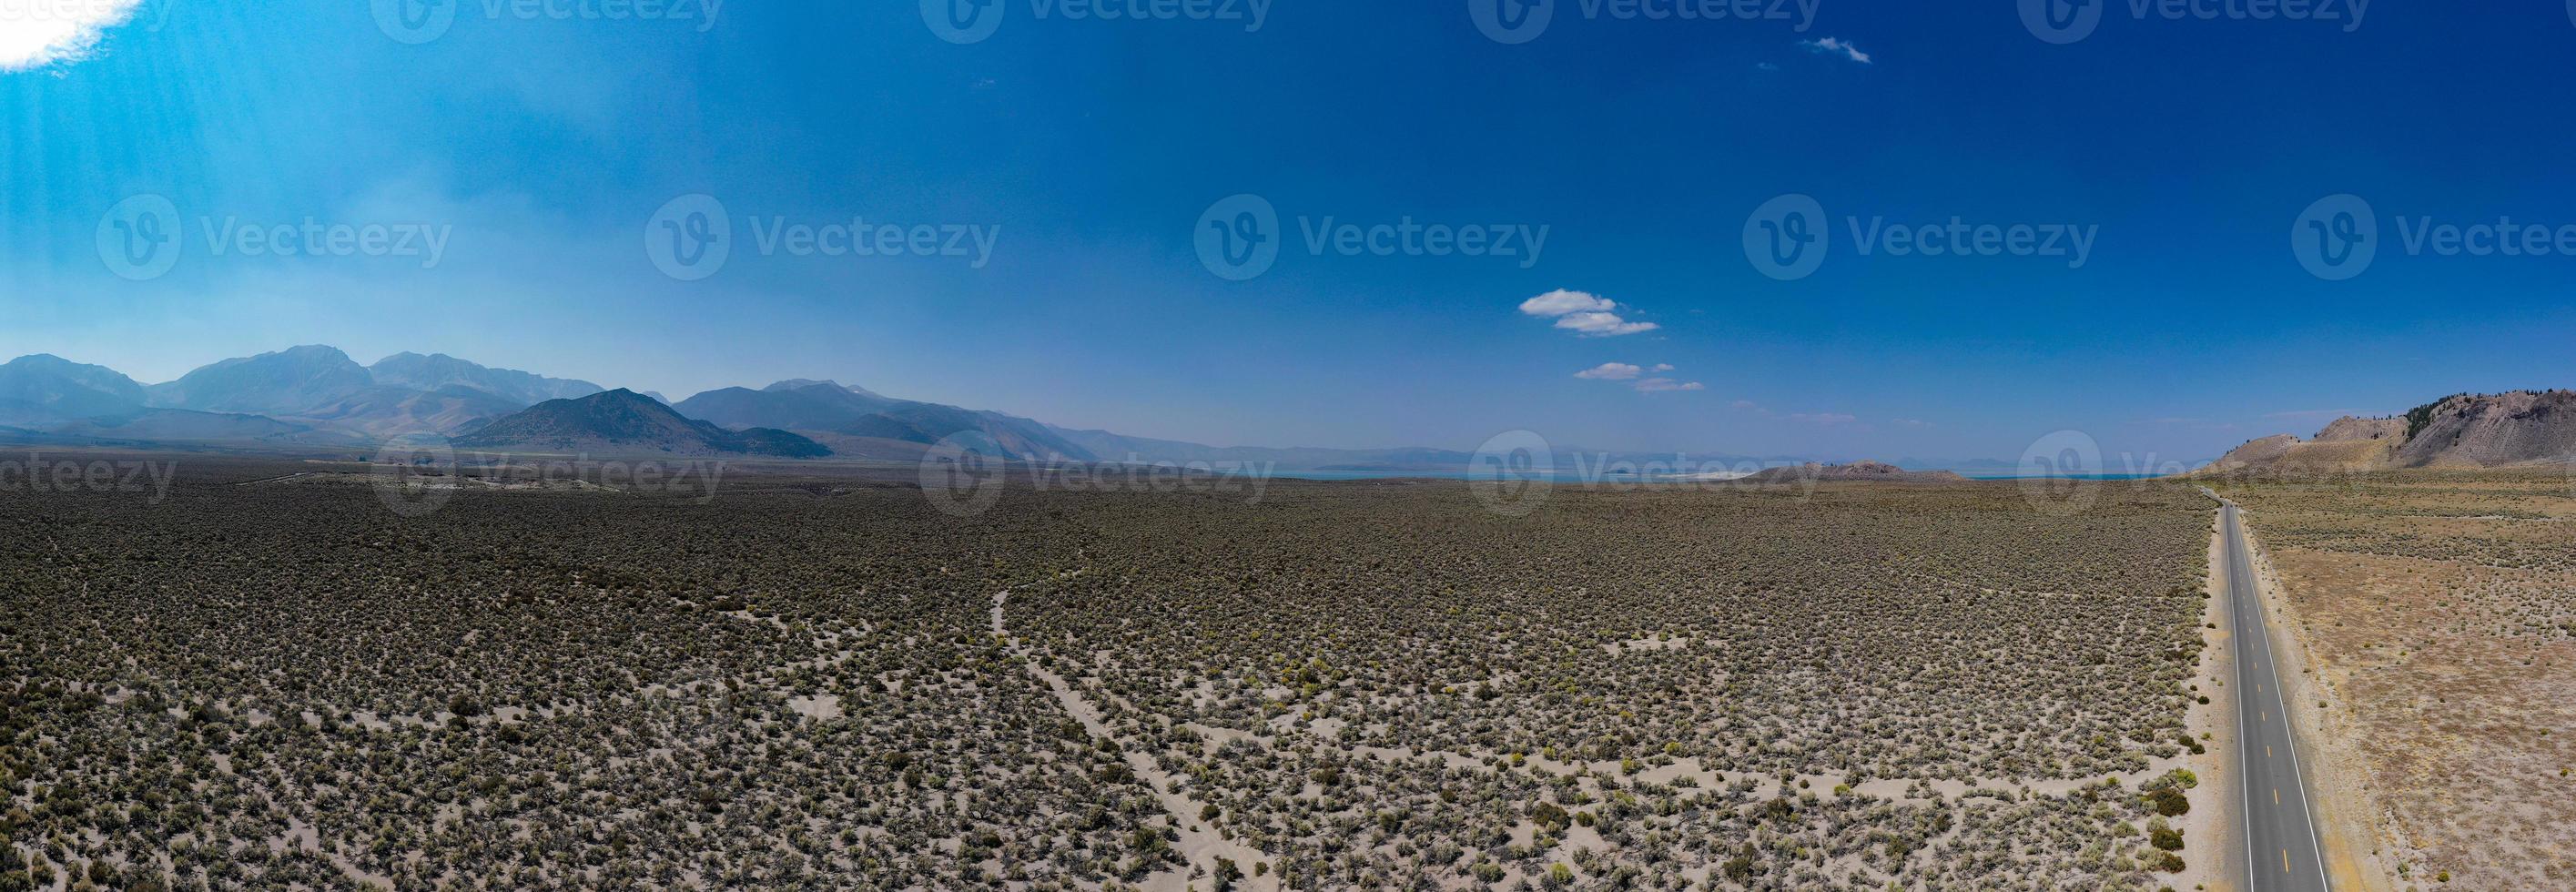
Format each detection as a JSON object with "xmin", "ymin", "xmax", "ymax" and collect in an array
[{"xmin": 4, "ymin": 0, "xmax": 2573, "ymax": 463}]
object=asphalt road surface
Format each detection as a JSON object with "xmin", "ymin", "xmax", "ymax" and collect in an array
[{"xmin": 2220, "ymin": 499, "xmax": 2334, "ymax": 892}]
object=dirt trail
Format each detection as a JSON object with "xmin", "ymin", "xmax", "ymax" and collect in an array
[{"xmin": 992, "ymin": 591, "xmax": 1276, "ymax": 891}]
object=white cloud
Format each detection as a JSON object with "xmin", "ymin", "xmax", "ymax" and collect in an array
[
  {"xmin": 1517, "ymin": 289, "xmax": 1659, "ymax": 338},
  {"xmin": 1577, "ymin": 360, "xmax": 1701, "ymax": 392},
  {"xmin": 1552, "ymin": 311, "xmax": 1659, "ymax": 337},
  {"xmin": 1800, "ymin": 37, "xmax": 1871, "ymax": 65},
  {"xmin": 0, "ymin": 0, "xmax": 141, "ymax": 72},
  {"xmin": 1518, "ymin": 289, "xmax": 1613, "ymax": 317}
]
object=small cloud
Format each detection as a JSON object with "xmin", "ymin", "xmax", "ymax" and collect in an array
[
  {"xmin": 0, "ymin": 0, "xmax": 141, "ymax": 71},
  {"xmin": 1800, "ymin": 36, "xmax": 1872, "ymax": 65},
  {"xmin": 1519, "ymin": 289, "xmax": 1613, "ymax": 317},
  {"xmin": 1755, "ymin": 62, "xmax": 1780, "ymax": 72},
  {"xmin": 1575, "ymin": 362, "xmax": 1644, "ymax": 381},
  {"xmin": 1554, "ymin": 312, "xmax": 1659, "ymax": 338},
  {"xmin": 1789, "ymin": 412, "xmax": 1859, "ymax": 425},
  {"xmin": 1652, "ymin": 363, "xmax": 1675, "ymax": 372},
  {"xmin": 1633, "ymin": 379, "xmax": 1706, "ymax": 393},
  {"xmin": 1517, "ymin": 289, "xmax": 1659, "ymax": 338}
]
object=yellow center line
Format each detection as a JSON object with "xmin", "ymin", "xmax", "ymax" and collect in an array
[
  {"xmin": 2283, "ymin": 849, "xmax": 2291, "ymax": 873},
  {"xmin": 2274, "ymin": 787, "xmax": 2280, "ymax": 804}
]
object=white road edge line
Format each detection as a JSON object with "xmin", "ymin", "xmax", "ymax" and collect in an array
[{"xmin": 2242, "ymin": 509, "xmax": 2336, "ymax": 891}]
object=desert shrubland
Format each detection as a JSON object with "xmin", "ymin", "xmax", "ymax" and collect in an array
[{"xmin": 3, "ymin": 457, "xmax": 2216, "ymax": 889}]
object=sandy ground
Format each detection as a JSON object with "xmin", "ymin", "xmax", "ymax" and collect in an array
[
  {"xmin": 2184, "ymin": 517, "xmax": 2246, "ymax": 892},
  {"xmin": 2238, "ymin": 521, "xmax": 2402, "ymax": 892},
  {"xmin": 993, "ymin": 590, "xmax": 1278, "ymax": 892}
]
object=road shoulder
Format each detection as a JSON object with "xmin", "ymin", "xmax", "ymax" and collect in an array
[
  {"xmin": 2236, "ymin": 516, "xmax": 2400, "ymax": 892},
  {"xmin": 2185, "ymin": 514, "xmax": 2246, "ymax": 892}
]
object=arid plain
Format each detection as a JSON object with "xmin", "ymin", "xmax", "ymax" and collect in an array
[{"xmin": 5, "ymin": 457, "xmax": 2237, "ymax": 891}]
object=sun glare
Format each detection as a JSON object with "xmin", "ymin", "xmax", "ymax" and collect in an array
[{"xmin": 0, "ymin": 0, "xmax": 142, "ymax": 71}]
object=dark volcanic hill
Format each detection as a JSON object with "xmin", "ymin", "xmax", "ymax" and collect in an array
[
  {"xmin": 674, "ymin": 381, "xmax": 901, "ymax": 431},
  {"xmin": 455, "ymin": 390, "xmax": 830, "ymax": 457},
  {"xmin": 673, "ymin": 381, "xmax": 1094, "ymax": 461}
]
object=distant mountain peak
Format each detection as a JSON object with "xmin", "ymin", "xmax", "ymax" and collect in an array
[
  {"xmin": 456, "ymin": 389, "xmax": 830, "ymax": 458},
  {"xmin": 369, "ymin": 351, "xmax": 603, "ymax": 407}
]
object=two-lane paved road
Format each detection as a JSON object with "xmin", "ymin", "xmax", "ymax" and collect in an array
[{"xmin": 2218, "ymin": 499, "xmax": 2333, "ymax": 892}]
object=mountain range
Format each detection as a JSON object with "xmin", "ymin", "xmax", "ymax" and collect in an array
[
  {"xmin": 21, "ymin": 346, "xmax": 2567, "ymax": 472},
  {"xmin": 0, "ymin": 346, "xmax": 1507, "ymax": 465},
  {"xmin": 2198, "ymin": 390, "xmax": 2576, "ymax": 473}
]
